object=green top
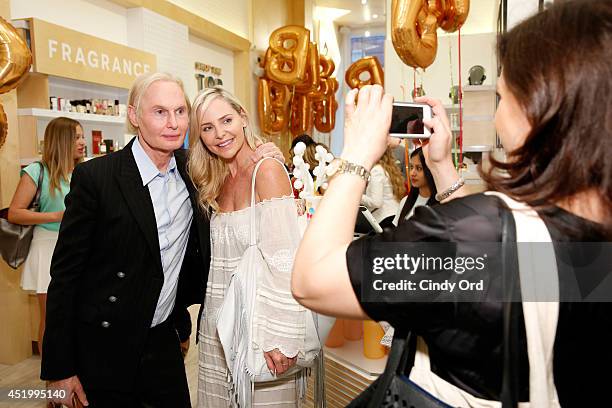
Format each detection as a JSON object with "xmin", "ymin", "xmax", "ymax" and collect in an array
[{"xmin": 21, "ymin": 162, "xmax": 71, "ymax": 232}]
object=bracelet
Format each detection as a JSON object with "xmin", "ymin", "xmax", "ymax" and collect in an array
[{"xmin": 435, "ymin": 177, "xmax": 465, "ymax": 201}]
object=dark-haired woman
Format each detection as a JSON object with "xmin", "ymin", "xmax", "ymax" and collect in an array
[
  {"xmin": 393, "ymin": 147, "xmax": 438, "ymax": 225},
  {"xmin": 292, "ymin": 1, "xmax": 612, "ymax": 406},
  {"xmin": 8, "ymin": 117, "xmax": 85, "ymax": 355}
]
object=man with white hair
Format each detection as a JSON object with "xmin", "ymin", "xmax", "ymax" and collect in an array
[{"xmin": 42, "ymin": 72, "xmax": 281, "ymax": 407}]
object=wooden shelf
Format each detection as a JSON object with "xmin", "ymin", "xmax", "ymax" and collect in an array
[
  {"xmin": 18, "ymin": 108, "xmax": 126, "ymax": 126},
  {"xmin": 463, "ymin": 85, "xmax": 496, "ymax": 92},
  {"xmin": 453, "ymin": 145, "xmax": 493, "ymax": 153}
]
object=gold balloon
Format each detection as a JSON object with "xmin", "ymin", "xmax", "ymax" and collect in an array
[
  {"xmin": 440, "ymin": 0, "xmax": 470, "ymax": 33},
  {"xmin": 313, "ymin": 80, "xmax": 338, "ymax": 133},
  {"xmin": 258, "ymin": 78, "xmax": 291, "ymax": 135},
  {"xmin": 289, "ymin": 93, "xmax": 313, "ymax": 136},
  {"xmin": 318, "ymin": 55, "xmax": 335, "ymax": 79},
  {"xmin": 0, "ymin": 104, "xmax": 6, "ymax": 150},
  {"xmin": 391, "ymin": 0, "xmax": 470, "ymax": 69},
  {"xmin": 344, "ymin": 56, "xmax": 384, "ymax": 89},
  {"xmin": 0, "ymin": 17, "xmax": 33, "ymax": 151},
  {"xmin": 0, "ymin": 17, "xmax": 32, "ymax": 94},
  {"xmin": 264, "ymin": 25, "xmax": 310, "ymax": 86},
  {"xmin": 294, "ymin": 42, "xmax": 320, "ymax": 93}
]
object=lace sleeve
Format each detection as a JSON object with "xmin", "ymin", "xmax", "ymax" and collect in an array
[{"xmin": 254, "ymin": 197, "xmax": 307, "ymax": 359}]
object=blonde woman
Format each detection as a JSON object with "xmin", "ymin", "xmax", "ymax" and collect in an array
[
  {"xmin": 360, "ymin": 147, "xmax": 405, "ymax": 227},
  {"xmin": 8, "ymin": 117, "xmax": 85, "ymax": 356},
  {"xmin": 188, "ymin": 87, "xmax": 307, "ymax": 407}
]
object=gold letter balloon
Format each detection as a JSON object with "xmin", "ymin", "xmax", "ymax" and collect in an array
[
  {"xmin": 258, "ymin": 25, "xmax": 339, "ymax": 137},
  {"xmin": 391, "ymin": 0, "xmax": 469, "ymax": 69},
  {"xmin": 0, "ymin": 17, "xmax": 32, "ymax": 150}
]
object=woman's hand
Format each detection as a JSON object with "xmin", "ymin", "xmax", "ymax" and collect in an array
[
  {"xmin": 341, "ymin": 85, "xmax": 394, "ymax": 170},
  {"xmin": 263, "ymin": 348, "xmax": 297, "ymax": 376},
  {"xmin": 413, "ymin": 96, "xmax": 453, "ymax": 167},
  {"xmin": 414, "ymin": 96, "xmax": 465, "ymax": 202},
  {"xmin": 53, "ymin": 210, "xmax": 65, "ymax": 222}
]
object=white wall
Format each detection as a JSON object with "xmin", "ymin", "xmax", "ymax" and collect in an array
[
  {"xmin": 384, "ymin": 33, "xmax": 497, "ymax": 103},
  {"xmin": 10, "ymin": 0, "xmax": 128, "ymax": 46},
  {"xmin": 188, "ymin": 34, "xmax": 235, "ymax": 97},
  {"xmin": 168, "ymin": 0, "xmax": 250, "ymax": 40}
]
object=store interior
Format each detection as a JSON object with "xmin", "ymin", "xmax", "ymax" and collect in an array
[{"xmin": 0, "ymin": 0, "xmax": 553, "ymax": 407}]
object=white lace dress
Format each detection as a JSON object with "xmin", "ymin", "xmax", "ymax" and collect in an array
[{"xmin": 198, "ymin": 197, "xmax": 307, "ymax": 408}]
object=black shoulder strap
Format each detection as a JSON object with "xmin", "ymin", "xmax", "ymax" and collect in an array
[
  {"xmin": 500, "ymin": 204, "xmax": 521, "ymax": 408},
  {"xmin": 31, "ymin": 162, "xmax": 44, "ymax": 210}
]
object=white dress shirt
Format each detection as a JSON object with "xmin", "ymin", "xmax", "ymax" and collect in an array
[{"xmin": 132, "ymin": 138, "xmax": 193, "ymax": 327}]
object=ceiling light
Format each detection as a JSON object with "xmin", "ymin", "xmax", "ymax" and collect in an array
[
  {"xmin": 361, "ymin": 0, "xmax": 367, "ymax": 5},
  {"xmin": 365, "ymin": 31, "xmax": 371, "ymax": 37},
  {"xmin": 372, "ymin": 14, "xmax": 379, "ymax": 19},
  {"xmin": 363, "ymin": 7, "xmax": 371, "ymax": 21}
]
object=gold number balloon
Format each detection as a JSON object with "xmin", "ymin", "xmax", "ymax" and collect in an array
[
  {"xmin": 258, "ymin": 25, "xmax": 339, "ymax": 136},
  {"xmin": 344, "ymin": 56, "xmax": 384, "ymax": 89},
  {"xmin": 391, "ymin": 0, "xmax": 470, "ymax": 69},
  {"xmin": 0, "ymin": 17, "xmax": 33, "ymax": 150},
  {"xmin": 264, "ymin": 25, "xmax": 310, "ymax": 86},
  {"xmin": 258, "ymin": 78, "xmax": 291, "ymax": 135},
  {"xmin": 294, "ymin": 42, "xmax": 320, "ymax": 94},
  {"xmin": 289, "ymin": 93, "xmax": 313, "ymax": 136},
  {"xmin": 313, "ymin": 78, "xmax": 339, "ymax": 133}
]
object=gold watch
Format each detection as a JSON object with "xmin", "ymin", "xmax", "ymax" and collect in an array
[{"xmin": 325, "ymin": 158, "xmax": 371, "ymax": 182}]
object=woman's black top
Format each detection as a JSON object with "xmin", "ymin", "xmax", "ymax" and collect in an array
[{"xmin": 346, "ymin": 193, "xmax": 611, "ymax": 407}]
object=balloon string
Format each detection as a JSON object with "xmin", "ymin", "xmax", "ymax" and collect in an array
[
  {"xmin": 288, "ymin": 85, "xmax": 296, "ymax": 136},
  {"xmin": 413, "ymin": 68, "xmax": 417, "ymax": 100},
  {"xmin": 404, "ymin": 142, "xmax": 411, "ymax": 194},
  {"xmin": 458, "ymin": 28, "xmax": 464, "ymax": 169}
]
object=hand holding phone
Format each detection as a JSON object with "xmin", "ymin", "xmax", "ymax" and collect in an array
[{"xmin": 389, "ymin": 102, "xmax": 433, "ymax": 138}]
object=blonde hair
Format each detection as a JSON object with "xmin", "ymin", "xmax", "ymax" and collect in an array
[
  {"xmin": 127, "ymin": 72, "xmax": 191, "ymax": 134},
  {"xmin": 42, "ymin": 117, "xmax": 83, "ymax": 196},
  {"xmin": 379, "ymin": 148, "xmax": 406, "ymax": 201},
  {"xmin": 187, "ymin": 87, "xmax": 263, "ymax": 214}
]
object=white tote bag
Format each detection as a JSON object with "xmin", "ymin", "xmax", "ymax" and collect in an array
[{"xmin": 216, "ymin": 158, "xmax": 334, "ymax": 407}]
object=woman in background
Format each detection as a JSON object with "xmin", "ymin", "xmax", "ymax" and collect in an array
[
  {"xmin": 393, "ymin": 147, "xmax": 438, "ymax": 225},
  {"xmin": 8, "ymin": 117, "xmax": 86, "ymax": 355},
  {"xmin": 360, "ymin": 147, "xmax": 405, "ymax": 227}
]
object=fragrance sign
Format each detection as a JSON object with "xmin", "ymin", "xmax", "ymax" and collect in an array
[{"xmin": 27, "ymin": 18, "xmax": 157, "ymax": 89}]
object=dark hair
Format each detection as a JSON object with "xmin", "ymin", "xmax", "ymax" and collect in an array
[
  {"xmin": 291, "ymin": 134, "xmax": 315, "ymax": 150},
  {"xmin": 398, "ymin": 147, "xmax": 438, "ymax": 223},
  {"xmin": 482, "ymin": 0, "xmax": 612, "ymax": 228}
]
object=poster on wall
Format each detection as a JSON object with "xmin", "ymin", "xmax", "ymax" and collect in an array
[{"xmin": 195, "ymin": 62, "xmax": 223, "ymax": 91}]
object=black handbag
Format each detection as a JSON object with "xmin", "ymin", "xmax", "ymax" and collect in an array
[
  {"xmin": 347, "ymin": 207, "xmax": 520, "ymax": 408},
  {"xmin": 0, "ymin": 162, "xmax": 44, "ymax": 269}
]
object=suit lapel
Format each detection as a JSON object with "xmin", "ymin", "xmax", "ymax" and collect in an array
[{"xmin": 116, "ymin": 139, "xmax": 163, "ymax": 275}]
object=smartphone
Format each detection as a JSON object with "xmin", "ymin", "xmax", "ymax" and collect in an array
[{"xmin": 389, "ymin": 102, "xmax": 432, "ymax": 138}]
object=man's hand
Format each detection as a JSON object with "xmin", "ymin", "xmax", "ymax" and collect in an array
[
  {"xmin": 47, "ymin": 376, "xmax": 89, "ymax": 407},
  {"xmin": 180, "ymin": 338, "xmax": 190, "ymax": 359},
  {"xmin": 252, "ymin": 142, "xmax": 285, "ymax": 163},
  {"xmin": 263, "ymin": 348, "xmax": 297, "ymax": 376}
]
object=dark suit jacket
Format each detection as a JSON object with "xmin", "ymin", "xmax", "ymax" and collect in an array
[{"xmin": 41, "ymin": 139, "xmax": 210, "ymax": 391}]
